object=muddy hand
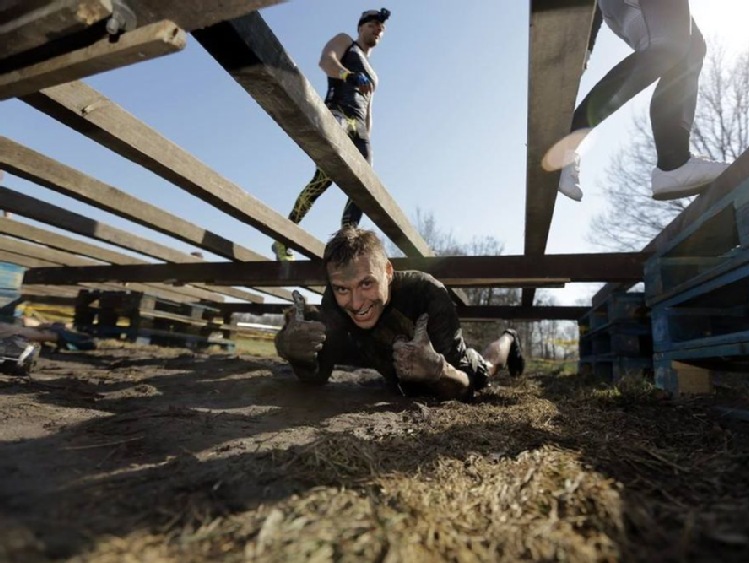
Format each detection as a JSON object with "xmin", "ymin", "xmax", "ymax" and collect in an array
[
  {"xmin": 292, "ymin": 290, "xmax": 306, "ymax": 321},
  {"xmin": 392, "ymin": 313, "xmax": 445, "ymax": 382},
  {"xmin": 276, "ymin": 292, "xmax": 326, "ymax": 364}
]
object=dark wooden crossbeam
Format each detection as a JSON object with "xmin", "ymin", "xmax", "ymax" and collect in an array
[
  {"xmin": 219, "ymin": 302, "xmax": 588, "ymax": 322},
  {"xmin": 523, "ymin": 0, "xmax": 597, "ymax": 307},
  {"xmin": 192, "ymin": 12, "xmax": 432, "ymax": 259},
  {"xmin": 22, "ymin": 252, "xmax": 649, "ymax": 287}
]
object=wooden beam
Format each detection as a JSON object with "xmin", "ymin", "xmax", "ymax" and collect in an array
[
  {"xmin": 0, "ymin": 0, "xmax": 112, "ymax": 61},
  {"xmin": 0, "ymin": 216, "xmax": 263, "ymax": 304},
  {"xmin": 0, "ymin": 138, "xmax": 293, "ymax": 303},
  {"xmin": 123, "ymin": 0, "xmax": 284, "ymax": 32},
  {"xmin": 523, "ymin": 0, "xmax": 596, "ymax": 307},
  {"xmin": 0, "ymin": 20, "xmax": 185, "ymax": 100},
  {"xmin": 22, "ymin": 252, "xmax": 650, "ymax": 287},
  {"xmin": 192, "ymin": 13, "xmax": 432, "ymax": 259},
  {"xmin": 0, "ymin": 185, "xmax": 265, "ymax": 304},
  {"xmin": 218, "ymin": 302, "xmax": 589, "ymax": 322},
  {"xmin": 0, "ymin": 247, "xmax": 208, "ymax": 304},
  {"xmin": 21, "ymin": 84, "xmax": 324, "ymax": 266},
  {"xmin": 0, "ymin": 234, "xmax": 229, "ymax": 303}
]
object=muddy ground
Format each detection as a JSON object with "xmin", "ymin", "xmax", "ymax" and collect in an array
[{"xmin": 1, "ymin": 343, "xmax": 748, "ymax": 562}]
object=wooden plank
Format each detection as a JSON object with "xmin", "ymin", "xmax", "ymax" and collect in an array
[
  {"xmin": 22, "ymin": 252, "xmax": 650, "ymax": 287},
  {"xmin": 21, "ymin": 85, "xmax": 319, "ymax": 301},
  {"xmin": 192, "ymin": 13, "xmax": 433, "ymax": 259},
  {"xmin": 218, "ymin": 302, "xmax": 589, "ymax": 321},
  {"xmin": 0, "ymin": 186, "xmax": 263, "ymax": 303},
  {"xmin": 21, "ymin": 83, "xmax": 325, "ymax": 265},
  {"xmin": 0, "ymin": 234, "xmax": 228, "ymax": 303},
  {"xmin": 523, "ymin": 0, "xmax": 596, "ymax": 307},
  {"xmin": 0, "ymin": 248, "xmax": 205, "ymax": 304},
  {"xmin": 0, "ymin": 216, "xmax": 264, "ymax": 304},
  {"xmin": 0, "ymin": 20, "xmax": 185, "ymax": 100},
  {"xmin": 0, "ymin": 0, "xmax": 112, "ymax": 61},
  {"xmin": 124, "ymin": 0, "xmax": 283, "ymax": 32}
]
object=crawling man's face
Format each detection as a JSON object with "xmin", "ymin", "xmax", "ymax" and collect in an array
[{"xmin": 327, "ymin": 252, "xmax": 393, "ymax": 329}]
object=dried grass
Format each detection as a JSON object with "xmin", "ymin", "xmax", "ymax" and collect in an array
[{"xmin": 60, "ymin": 372, "xmax": 749, "ymax": 562}]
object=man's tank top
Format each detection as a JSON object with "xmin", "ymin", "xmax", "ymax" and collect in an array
[{"xmin": 324, "ymin": 41, "xmax": 378, "ymax": 122}]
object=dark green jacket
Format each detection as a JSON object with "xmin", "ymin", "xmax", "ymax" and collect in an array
[{"xmin": 283, "ymin": 271, "xmax": 489, "ymax": 395}]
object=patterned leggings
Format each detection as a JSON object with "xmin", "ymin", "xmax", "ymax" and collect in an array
[{"xmin": 288, "ymin": 111, "xmax": 372, "ymax": 228}]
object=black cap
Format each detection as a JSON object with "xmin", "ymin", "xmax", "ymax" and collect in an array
[{"xmin": 358, "ymin": 8, "xmax": 390, "ymax": 27}]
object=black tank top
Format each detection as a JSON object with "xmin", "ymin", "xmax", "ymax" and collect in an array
[{"xmin": 324, "ymin": 41, "xmax": 378, "ymax": 122}]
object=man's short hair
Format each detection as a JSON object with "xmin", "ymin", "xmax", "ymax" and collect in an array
[{"xmin": 323, "ymin": 226, "xmax": 388, "ymax": 269}]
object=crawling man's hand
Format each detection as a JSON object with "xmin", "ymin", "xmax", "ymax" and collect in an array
[
  {"xmin": 275, "ymin": 296, "xmax": 326, "ymax": 364},
  {"xmin": 392, "ymin": 313, "xmax": 445, "ymax": 382}
]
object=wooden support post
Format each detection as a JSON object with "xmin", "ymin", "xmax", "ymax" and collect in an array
[
  {"xmin": 0, "ymin": 20, "xmax": 186, "ymax": 100},
  {"xmin": 522, "ymin": 0, "xmax": 597, "ymax": 307}
]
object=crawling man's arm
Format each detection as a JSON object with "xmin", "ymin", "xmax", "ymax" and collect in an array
[{"xmin": 392, "ymin": 314, "xmax": 471, "ymax": 401}]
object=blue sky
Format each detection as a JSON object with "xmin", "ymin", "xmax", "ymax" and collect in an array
[{"xmin": 1, "ymin": 1, "xmax": 746, "ymax": 305}]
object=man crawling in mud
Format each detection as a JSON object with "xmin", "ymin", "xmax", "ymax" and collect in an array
[{"xmin": 274, "ymin": 226, "xmax": 524, "ymax": 401}]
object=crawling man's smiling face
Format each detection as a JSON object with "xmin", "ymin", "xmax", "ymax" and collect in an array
[{"xmin": 327, "ymin": 251, "xmax": 393, "ymax": 329}]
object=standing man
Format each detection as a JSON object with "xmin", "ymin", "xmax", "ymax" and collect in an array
[
  {"xmin": 274, "ymin": 227, "xmax": 525, "ymax": 401},
  {"xmin": 272, "ymin": 8, "xmax": 390, "ymax": 261},
  {"xmin": 548, "ymin": 0, "xmax": 729, "ymax": 202}
]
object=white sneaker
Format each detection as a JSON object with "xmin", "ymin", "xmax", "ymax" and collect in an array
[
  {"xmin": 651, "ymin": 156, "xmax": 729, "ymax": 201},
  {"xmin": 558, "ymin": 151, "xmax": 583, "ymax": 202}
]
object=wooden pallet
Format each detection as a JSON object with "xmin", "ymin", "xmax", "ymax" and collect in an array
[
  {"xmin": 74, "ymin": 289, "xmax": 231, "ymax": 349},
  {"xmin": 578, "ymin": 291, "xmax": 653, "ymax": 381},
  {"xmin": 643, "ymin": 176, "xmax": 749, "ymax": 394},
  {"xmin": 645, "ymin": 176, "xmax": 749, "ymax": 306},
  {"xmin": 79, "ymin": 324, "xmax": 235, "ymax": 352}
]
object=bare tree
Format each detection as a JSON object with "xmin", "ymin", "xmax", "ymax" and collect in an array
[{"xmin": 588, "ymin": 47, "xmax": 749, "ymax": 251}]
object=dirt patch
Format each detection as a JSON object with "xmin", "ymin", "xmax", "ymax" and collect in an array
[{"xmin": 1, "ymin": 344, "xmax": 748, "ymax": 561}]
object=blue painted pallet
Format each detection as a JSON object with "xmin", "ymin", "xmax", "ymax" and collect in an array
[
  {"xmin": 588, "ymin": 292, "xmax": 648, "ymax": 331},
  {"xmin": 645, "ymin": 174, "xmax": 749, "ymax": 303},
  {"xmin": 590, "ymin": 323, "xmax": 653, "ymax": 357},
  {"xmin": 650, "ymin": 257, "xmax": 749, "ymax": 353}
]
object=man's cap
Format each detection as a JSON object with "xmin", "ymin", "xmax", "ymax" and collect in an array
[{"xmin": 358, "ymin": 8, "xmax": 390, "ymax": 27}]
